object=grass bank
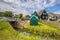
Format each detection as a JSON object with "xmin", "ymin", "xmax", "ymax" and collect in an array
[
  {"xmin": 23, "ymin": 21, "xmax": 60, "ymax": 40},
  {"xmin": 0, "ymin": 21, "xmax": 17, "ymax": 40},
  {"xmin": 0, "ymin": 21, "xmax": 40, "ymax": 40}
]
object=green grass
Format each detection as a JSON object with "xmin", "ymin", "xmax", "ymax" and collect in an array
[
  {"xmin": 0, "ymin": 21, "xmax": 18, "ymax": 40},
  {"xmin": 17, "ymin": 33, "xmax": 40, "ymax": 40},
  {"xmin": 0, "ymin": 21, "xmax": 40, "ymax": 40},
  {"xmin": 24, "ymin": 21, "xmax": 60, "ymax": 39},
  {"xmin": 0, "ymin": 21, "xmax": 60, "ymax": 40}
]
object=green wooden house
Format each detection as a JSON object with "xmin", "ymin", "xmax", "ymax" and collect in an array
[
  {"xmin": 30, "ymin": 10, "xmax": 48, "ymax": 25},
  {"xmin": 32, "ymin": 11, "xmax": 38, "ymax": 16},
  {"xmin": 30, "ymin": 15, "xmax": 39, "ymax": 25}
]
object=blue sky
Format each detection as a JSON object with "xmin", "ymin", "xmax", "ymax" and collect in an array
[{"xmin": 0, "ymin": 0, "xmax": 60, "ymax": 15}]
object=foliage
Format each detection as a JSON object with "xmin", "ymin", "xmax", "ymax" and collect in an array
[
  {"xmin": 2, "ymin": 11, "xmax": 13, "ymax": 17},
  {"xmin": 18, "ymin": 13, "xmax": 23, "ymax": 18},
  {"xmin": 25, "ymin": 15, "xmax": 30, "ymax": 18},
  {"xmin": 21, "ymin": 17, "xmax": 25, "ymax": 20}
]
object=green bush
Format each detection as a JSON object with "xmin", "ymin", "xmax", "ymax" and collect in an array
[{"xmin": 2, "ymin": 11, "xmax": 13, "ymax": 17}]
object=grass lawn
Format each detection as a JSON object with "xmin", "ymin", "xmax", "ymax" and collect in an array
[
  {"xmin": 0, "ymin": 21, "xmax": 18, "ymax": 40},
  {"xmin": 0, "ymin": 21, "xmax": 40, "ymax": 40},
  {"xmin": 23, "ymin": 20, "xmax": 60, "ymax": 40},
  {"xmin": 17, "ymin": 33, "xmax": 40, "ymax": 40},
  {"xmin": 0, "ymin": 21, "xmax": 60, "ymax": 40}
]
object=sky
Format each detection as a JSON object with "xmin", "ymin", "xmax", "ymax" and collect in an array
[{"xmin": 0, "ymin": 0, "xmax": 60, "ymax": 15}]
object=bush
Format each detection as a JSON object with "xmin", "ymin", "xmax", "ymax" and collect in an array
[{"xmin": 2, "ymin": 11, "xmax": 13, "ymax": 17}]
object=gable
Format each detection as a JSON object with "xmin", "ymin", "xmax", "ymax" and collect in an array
[
  {"xmin": 33, "ymin": 11, "xmax": 38, "ymax": 16},
  {"xmin": 30, "ymin": 15, "xmax": 39, "ymax": 21}
]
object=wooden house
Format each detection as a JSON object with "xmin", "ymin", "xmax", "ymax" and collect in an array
[
  {"xmin": 30, "ymin": 15, "xmax": 39, "ymax": 25},
  {"xmin": 32, "ymin": 11, "xmax": 38, "ymax": 16},
  {"xmin": 30, "ymin": 10, "xmax": 48, "ymax": 25},
  {"xmin": 39, "ymin": 10, "xmax": 48, "ymax": 20}
]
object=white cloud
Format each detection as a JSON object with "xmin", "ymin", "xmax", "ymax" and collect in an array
[
  {"xmin": 0, "ymin": 2, "xmax": 14, "ymax": 11},
  {"xmin": 4, "ymin": 0, "xmax": 14, "ymax": 3},
  {"xmin": 54, "ymin": 10, "xmax": 60, "ymax": 14},
  {"xmin": 0, "ymin": 0, "xmax": 58, "ymax": 15},
  {"xmin": 41, "ymin": 0, "xmax": 56, "ymax": 8}
]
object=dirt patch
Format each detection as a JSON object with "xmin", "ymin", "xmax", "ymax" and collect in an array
[{"xmin": 9, "ymin": 20, "xmax": 28, "ymax": 30}]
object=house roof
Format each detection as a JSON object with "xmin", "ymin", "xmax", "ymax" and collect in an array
[
  {"xmin": 33, "ymin": 11, "xmax": 38, "ymax": 16},
  {"xmin": 30, "ymin": 15, "xmax": 39, "ymax": 20},
  {"xmin": 38, "ymin": 9, "xmax": 47, "ymax": 16}
]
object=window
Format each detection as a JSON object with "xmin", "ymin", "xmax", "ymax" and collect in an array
[
  {"xmin": 43, "ymin": 13, "xmax": 46, "ymax": 15},
  {"xmin": 43, "ymin": 16, "xmax": 44, "ymax": 19}
]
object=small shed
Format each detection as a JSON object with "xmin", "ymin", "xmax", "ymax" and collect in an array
[{"xmin": 30, "ymin": 15, "xmax": 39, "ymax": 25}]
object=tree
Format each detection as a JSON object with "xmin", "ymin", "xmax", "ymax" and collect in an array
[
  {"xmin": 2, "ymin": 11, "xmax": 13, "ymax": 17},
  {"xmin": 18, "ymin": 13, "xmax": 23, "ymax": 18},
  {"xmin": 0, "ymin": 12, "xmax": 3, "ymax": 17},
  {"xmin": 25, "ymin": 15, "xmax": 30, "ymax": 17}
]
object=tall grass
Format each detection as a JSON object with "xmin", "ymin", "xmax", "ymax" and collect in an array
[
  {"xmin": 0, "ymin": 21, "xmax": 40, "ymax": 40},
  {"xmin": 23, "ymin": 21, "xmax": 60, "ymax": 39}
]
